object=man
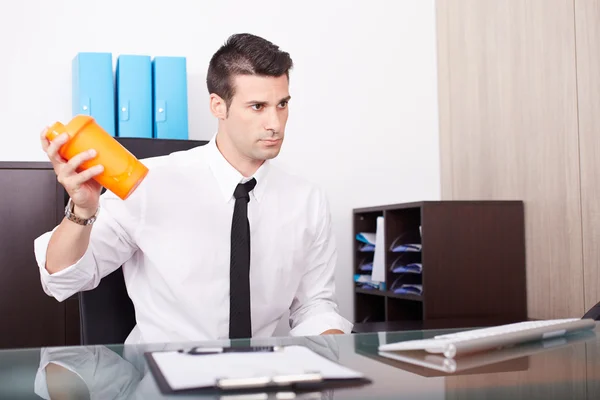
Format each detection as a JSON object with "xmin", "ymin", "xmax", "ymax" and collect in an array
[{"xmin": 34, "ymin": 33, "xmax": 352, "ymax": 345}]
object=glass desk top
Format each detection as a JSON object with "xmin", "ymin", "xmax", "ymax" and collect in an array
[{"xmin": 1, "ymin": 324, "xmax": 599, "ymax": 399}]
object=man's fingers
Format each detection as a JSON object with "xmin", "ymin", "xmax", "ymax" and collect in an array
[
  {"xmin": 65, "ymin": 149, "xmax": 97, "ymax": 174},
  {"xmin": 68, "ymin": 165, "xmax": 104, "ymax": 188},
  {"xmin": 40, "ymin": 127, "xmax": 51, "ymax": 152},
  {"xmin": 46, "ymin": 133, "xmax": 69, "ymax": 164}
]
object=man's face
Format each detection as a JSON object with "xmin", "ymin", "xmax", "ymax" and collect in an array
[{"xmin": 222, "ymin": 74, "xmax": 290, "ymax": 161}]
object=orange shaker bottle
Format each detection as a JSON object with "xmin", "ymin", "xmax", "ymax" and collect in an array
[{"xmin": 45, "ymin": 115, "xmax": 149, "ymax": 200}]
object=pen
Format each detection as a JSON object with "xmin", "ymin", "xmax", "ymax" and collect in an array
[{"xmin": 179, "ymin": 345, "xmax": 284, "ymax": 355}]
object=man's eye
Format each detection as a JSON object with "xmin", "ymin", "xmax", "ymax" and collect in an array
[
  {"xmin": 251, "ymin": 104, "xmax": 263, "ymax": 111},
  {"xmin": 278, "ymin": 101, "xmax": 288, "ymax": 108}
]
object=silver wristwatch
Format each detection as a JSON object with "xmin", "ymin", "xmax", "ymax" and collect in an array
[{"xmin": 65, "ymin": 198, "xmax": 99, "ymax": 226}]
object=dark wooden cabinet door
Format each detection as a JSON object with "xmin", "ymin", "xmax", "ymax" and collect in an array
[{"xmin": 0, "ymin": 163, "xmax": 65, "ymax": 349}]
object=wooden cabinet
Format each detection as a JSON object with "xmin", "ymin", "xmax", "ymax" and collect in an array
[{"xmin": 0, "ymin": 162, "xmax": 68, "ymax": 348}]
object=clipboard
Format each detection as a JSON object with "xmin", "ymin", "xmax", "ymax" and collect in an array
[{"xmin": 144, "ymin": 345, "xmax": 372, "ymax": 395}]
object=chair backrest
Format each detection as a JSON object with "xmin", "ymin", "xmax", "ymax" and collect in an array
[{"xmin": 78, "ymin": 137, "xmax": 208, "ymax": 345}]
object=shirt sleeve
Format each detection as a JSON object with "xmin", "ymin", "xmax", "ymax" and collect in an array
[
  {"xmin": 34, "ymin": 188, "xmax": 143, "ymax": 302},
  {"xmin": 288, "ymin": 188, "xmax": 353, "ymax": 336}
]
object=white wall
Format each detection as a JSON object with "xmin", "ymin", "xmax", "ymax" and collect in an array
[{"xmin": 0, "ymin": 0, "xmax": 441, "ymax": 325}]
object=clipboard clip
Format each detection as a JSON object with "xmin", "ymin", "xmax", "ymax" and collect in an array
[
  {"xmin": 216, "ymin": 371, "xmax": 323, "ymax": 390},
  {"xmin": 180, "ymin": 346, "xmax": 284, "ymax": 355}
]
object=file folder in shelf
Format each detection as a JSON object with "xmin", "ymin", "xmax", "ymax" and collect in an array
[
  {"xmin": 356, "ymin": 232, "xmax": 376, "ymax": 245},
  {"xmin": 72, "ymin": 52, "xmax": 116, "ymax": 136},
  {"xmin": 152, "ymin": 56, "xmax": 189, "ymax": 139},
  {"xmin": 355, "ymin": 274, "xmax": 385, "ymax": 290},
  {"xmin": 391, "ymin": 260, "xmax": 422, "ymax": 274},
  {"xmin": 356, "ymin": 232, "xmax": 375, "ymax": 252},
  {"xmin": 116, "ymin": 55, "xmax": 152, "ymax": 138},
  {"xmin": 358, "ymin": 257, "xmax": 373, "ymax": 272},
  {"xmin": 372, "ymin": 216, "xmax": 386, "ymax": 282},
  {"xmin": 394, "ymin": 284, "xmax": 423, "ymax": 296},
  {"xmin": 358, "ymin": 243, "xmax": 375, "ymax": 252},
  {"xmin": 390, "ymin": 235, "xmax": 422, "ymax": 252},
  {"xmin": 389, "ymin": 276, "xmax": 421, "ymax": 295},
  {"xmin": 145, "ymin": 345, "xmax": 370, "ymax": 394}
]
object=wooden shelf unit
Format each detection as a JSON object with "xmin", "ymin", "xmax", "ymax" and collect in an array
[{"xmin": 353, "ymin": 201, "xmax": 527, "ymax": 327}]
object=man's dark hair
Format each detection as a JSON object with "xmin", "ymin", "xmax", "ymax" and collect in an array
[{"xmin": 207, "ymin": 33, "xmax": 294, "ymax": 109}]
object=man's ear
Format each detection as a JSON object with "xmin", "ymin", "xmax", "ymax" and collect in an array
[{"xmin": 209, "ymin": 94, "xmax": 227, "ymax": 120}]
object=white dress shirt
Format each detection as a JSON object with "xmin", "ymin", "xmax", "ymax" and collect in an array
[{"xmin": 34, "ymin": 136, "xmax": 352, "ymax": 344}]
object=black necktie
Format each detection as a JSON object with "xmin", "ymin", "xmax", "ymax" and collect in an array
[{"xmin": 229, "ymin": 178, "xmax": 257, "ymax": 339}]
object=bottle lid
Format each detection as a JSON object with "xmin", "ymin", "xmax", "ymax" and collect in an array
[
  {"xmin": 45, "ymin": 115, "xmax": 95, "ymax": 141},
  {"xmin": 45, "ymin": 122, "xmax": 66, "ymax": 141}
]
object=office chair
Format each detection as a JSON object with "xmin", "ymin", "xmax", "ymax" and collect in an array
[{"xmin": 78, "ymin": 137, "xmax": 207, "ymax": 345}]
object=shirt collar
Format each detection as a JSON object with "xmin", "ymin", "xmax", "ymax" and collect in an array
[{"xmin": 206, "ymin": 135, "xmax": 270, "ymax": 203}]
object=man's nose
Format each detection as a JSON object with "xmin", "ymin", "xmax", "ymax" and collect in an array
[{"xmin": 264, "ymin": 108, "xmax": 281, "ymax": 133}]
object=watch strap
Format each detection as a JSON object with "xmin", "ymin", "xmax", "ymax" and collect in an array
[{"xmin": 65, "ymin": 198, "xmax": 98, "ymax": 226}]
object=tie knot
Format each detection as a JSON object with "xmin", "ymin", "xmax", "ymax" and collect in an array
[{"xmin": 233, "ymin": 178, "xmax": 257, "ymax": 201}]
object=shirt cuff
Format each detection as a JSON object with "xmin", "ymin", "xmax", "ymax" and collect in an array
[
  {"xmin": 289, "ymin": 311, "xmax": 354, "ymax": 337},
  {"xmin": 34, "ymin": 361, "xmax": 52, "ymax": 400},
  {"xmin": 34, "ymin": 230, "xmax": 96, "ymax": 302}
]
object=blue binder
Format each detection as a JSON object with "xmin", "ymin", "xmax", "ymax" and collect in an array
[
  {"xmin": 72, "ymin": 52, "xmax": 116, "ymax": 136},
  {"xmin": 116, "ymin": 55, "xmax": 152, "ymax": 138},
  {"xmin": 152, "ymin": 56, "xmax": 189, "ymax": 139}
]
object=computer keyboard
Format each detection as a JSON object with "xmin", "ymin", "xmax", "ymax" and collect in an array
[
  {"xmin": 433, "ymin": 318, "xmax": 582, "ymax": 340},
  {"xmin": 378, "ymin": 318, "xmax": 597, "ymax": 359}
]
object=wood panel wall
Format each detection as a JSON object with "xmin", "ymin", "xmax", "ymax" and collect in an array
[
  {"xmin": 436, "ymin": 0, "xmax": 595, "ymax": 319},
  {"xmin": 574, "ymin": 0, "xmax": 600, "ymax": 314}
]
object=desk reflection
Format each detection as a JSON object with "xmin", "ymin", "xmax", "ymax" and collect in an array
[
  {"xmin": 354, "ymin": 329, "xmax": 598, "ymax": 399},
  {"xmin": 33, "ymin": 336, "xmax": 340, "ymax": 400}
]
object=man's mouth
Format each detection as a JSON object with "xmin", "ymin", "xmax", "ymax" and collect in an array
[{"xmin": 261, "ymin": 138, "xmax": 281, "ymax": 145}]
